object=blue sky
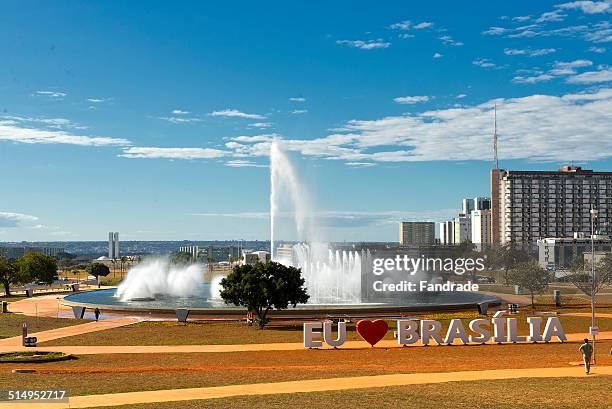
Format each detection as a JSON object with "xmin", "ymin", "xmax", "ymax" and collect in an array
[{"xmin": 1, "ymin": 0, "xmax": 611, "ymax": 241}]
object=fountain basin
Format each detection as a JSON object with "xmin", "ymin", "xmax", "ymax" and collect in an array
[{"xmin": 62, "ymin": 288, "xmax": 500, "ymax": 317}]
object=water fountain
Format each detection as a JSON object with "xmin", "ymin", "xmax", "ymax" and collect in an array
[
  {"xmin": 270, "ymin": 140, "xmax": 366, "ymax": 304},
  {"xmin": 62, "ymin": 141, "xmax": 499, "ymax": 314}
]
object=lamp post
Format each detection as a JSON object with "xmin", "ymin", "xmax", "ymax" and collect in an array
[{"xmin": 589, "ymin": 206, "xmax": 598, "ymax": 365}]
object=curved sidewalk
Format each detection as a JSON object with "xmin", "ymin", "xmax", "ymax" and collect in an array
[{"xmin": 3, "ymin": 366, "xmax": 610, "ymax": 409}]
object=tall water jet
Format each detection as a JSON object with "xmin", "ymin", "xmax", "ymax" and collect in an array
[
  {"xmin": 269, "ymin": 141, "xmax": 362, "ymax": 303},
  {"xmin": 270, "ymin": 140, "xmax": 316, "ymax": 259}
]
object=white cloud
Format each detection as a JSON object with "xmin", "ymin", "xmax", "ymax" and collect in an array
[
  {"xmin": 389, "ymin": 20, "xmax": 411, "ymax": 30},
  {"xmin": 433, "ymin": 52, "xmax": 443, "ymax": 59},
  {"xmin": 536, "ymin": 10, "xmax": 567, "ymax": 23},
  {"xmin": 512, "ymin": 15, "xmax": 532, "ymax": 22},
  {"xmin": 209, "ymin": 109, "xmax": 265, "ymax": 119},
  {"xmin": 482, "ymin": 26, "xmax": 509, "ymax": 35},
  {"xmin": 248, "ymin": 122, "xmax": 273, "ymax": 128},
  {"xmin": 87, "ymin": 98, "xmax": 109, "ymax": 103},
  {"xmin": 119, "ymin": 147, "xmax": 228, "ymax": 160},
  {"xmin": 191, "ymin": 209, "xmax": 457, "ymax": 226},
  {"xmin": 566, "ymin": 67, "xmax": 612, "ymax": 83},
  {"xmin": 289, "ymin": 97, "xmax": 306, "ymax": 102},
  {"xmin": 588, "ymin": 46, "xmax": 606, "ymax": 52},
  {"xmin": 336, "ymin": 39, "xmax": 391, "ymax": 50},
  {"xmin": 513, "ymin": 59, "xmax": 593, "ymax": 82},
  {"xmin": 225, "ymin": 160, "xmax": 267, "ymax": 168},
  {"xmin": 172, "ymin": 109, "xmax": 190, "ymax": 115},
  {"xmin": 0, "ymin": 212, "xmax": 39, "ymax": 228},
  {"xmin": 512, "ymin": 73, "xmax": 555, "ymax": 83},
  {"xmin": 290, "ymin": 109, "xmax": 308, "ymax": 114},
  {"xmin": 35, "ymin": 91, "xmax": 66, "ymax": 98},
  {"xmin": 473, "ymin": 58, "xmax": 496, "ymax": 68},
  {"xmin": 222, "ymin": 88, "xmax": 612, "ymax": 164},
  {"xmin": 346, "ymin": 162, "xmax": 376, "ymax": 168},
  {"xmin": 414, "ymin": 22, "xmax": 433, "ymax": 29},
  {"xmin": 393, "ymin": 95, "xmax": 430, "ymax": 104},
  {"xmin": 399, "ymin": 33, "xmax": 415, "ymax": 39},
  {"xmin": 557, "ymin": 1, "xmax": 612, "ymax": 14},
  {"xmin": 438, "ymin": 35, "xmax": 464, "ymax": 46},
  {"xmin": 0, "ymin": 117, "xmax": 130, "ymax": 146},
  {"xmin": 159, "ymin": 116, "xmax": 202, "ymax": 124},
  {"xmin": 504, "ymin": 47, "xmax": 557, "ymax": 56},
  {"xmin": 456, "ymin": 94, "xmax": 467, "ymax": 99}
]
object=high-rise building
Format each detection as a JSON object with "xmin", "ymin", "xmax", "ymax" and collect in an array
[
  {"xmin": 471, "ymin": 209, "xmax": 492, "ymax": 248},
  {"xmin": 452, "ymin": 216, "xmax": 471, "ymax": 244},
  {"xmin": 491, "ymin": 166, "xmax": 612, "ymax": 245},
  {"xmin": 439, "ymin": 221, "xmax": 454, "ymax": 245},
  {"xmin": 108, "ymin": 232, "xmax": 120, "ymax": 259},
  {"xmin": 399, "ymin": 222, "xmax": 435, "ymax": 245},
  {"xmin": 462, "ymin": 197, "xmax": 491, "ymax": 215}
]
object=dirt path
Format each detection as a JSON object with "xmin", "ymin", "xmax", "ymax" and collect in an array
[{"xmin": 3, "ymin": 365, "xmax": 610, "ymax": 409}]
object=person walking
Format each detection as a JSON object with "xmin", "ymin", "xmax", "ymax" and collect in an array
[
  {"xmin": 579, "ymin": 338, "xmax": 593, "ymax": 375},
  {"xmin": 94, "ymin": 307, "xmax": 100, "ymax": 322}
]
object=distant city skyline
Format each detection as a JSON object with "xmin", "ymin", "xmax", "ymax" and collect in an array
[{"xmin": 1, "ymin": 1, "xmax": 611, "ymax": 241}]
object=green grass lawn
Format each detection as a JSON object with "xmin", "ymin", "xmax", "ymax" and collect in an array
[
  {"xmin": 42, "ymin": 312, "xmax": 611, "ymax": 347},
  {"xmin": 103, "ymin": 376, "xmax": 612, "ymax": 409},
  {"xmin": 0, "ymin": 313, "xmax": 86, "ymax": 339}
]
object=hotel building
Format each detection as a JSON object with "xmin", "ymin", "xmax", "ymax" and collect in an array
[
  {"xmin": 399, "ymin": 221, "xmax": 435, "ymax": 246},
  {"xmin": 491, "ymin": 166, "xmax": 612, "ymax": 245}
]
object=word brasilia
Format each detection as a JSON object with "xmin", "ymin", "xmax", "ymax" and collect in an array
[{"xmin": 304, "ymin": 316, "xmax": 566, "ymax": 348}]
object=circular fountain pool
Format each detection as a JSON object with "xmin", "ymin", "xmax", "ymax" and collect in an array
[{"xmin": 62, "ymin": 287, "xmax": 500, "ymax": 317}]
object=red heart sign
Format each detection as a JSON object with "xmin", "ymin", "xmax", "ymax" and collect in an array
[{"xmin": 356, "ymin": 319, "xmax": 388, "ymax": 347}]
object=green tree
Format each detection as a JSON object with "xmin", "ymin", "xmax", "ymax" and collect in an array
[
  {"xmin": 485, "ymin": 244, "xmax": 531, "ymax": 284},
  {"xmin": 16, "ymin": 252, "xmax": 57, "ymax": 284},
  {"xmin": 0, "ymin": 256, "xmax": 21, "ymax": 296},
  {"xmin": 120, "ymin": 256, "xmax": 128, "ymax": 274},
  {"xmin": 507, "ymin": 259, "xmax": 550, "ymax": 309},
  {"xmin": 220, "ymin": 261, "xmax": 309, "ymax": 328},
  {"xmin": 567, "ymin": 253, "xmax": 612, "ymax": 298},
  {"xmin": 86, "ymin": 262, "xmax": 111, "ymax": 278}
]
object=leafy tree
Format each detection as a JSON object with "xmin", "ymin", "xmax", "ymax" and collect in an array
[
  {"xmin": 507, "ymin": 259, "xmax": 550, "ymax": 309},
  {"xmin": 220, "ymin": 261, "xmax": 309, "ymax": 328},
  {"xmin": 0, "ymin": 256, "xmax": 22, "ymax": 296},
  {"xmin": 567, "ymin": 253, "xmax": 612, "ymax": 298},
  {"xmin": 16, "ymin": 252, "xmax": 57, "ymax": 284},
  {"xmin": 120, "ymin": 256, "xmax": 128, "ymax": 274},
  {"xmin": 86, "ymin": 262, "xmax": 111, "ymax": 278},
  {"xmin": 485, "ymin": 244, "xmax": 531, "ymax": 284}
]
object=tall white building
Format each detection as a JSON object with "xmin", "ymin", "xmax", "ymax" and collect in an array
[
  {"xmin": 439, "ymin": 221, "xmax": 454, "ymax": 244},
  {"xmin": 108, "ymin": 232, "xmax": 119, "ymax": 259},
  {"xmin": 471, "ymin": 209, "xmax": 492, "ymax": 249},
  {"xmin": 453, "ymin": 216, "xmax": 471, "ymax": 244}
]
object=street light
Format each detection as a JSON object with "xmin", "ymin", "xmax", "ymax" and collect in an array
[{"xmin": 589, "ymin": 207, "xmax": 598, "ymax": 365}]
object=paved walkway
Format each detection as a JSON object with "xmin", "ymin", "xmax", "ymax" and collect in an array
[
  {"xmin": 563, "ymin": 312, "xmax": 612, "ymax": 319},
  {"xmin": 5, "ymin": 294, "xmax": 79, "ymax": 318},
  {"xmin": 1, "ymin": 330, "xmax": 610, "ymax": 355},
  {"xmin": 2, "ymin": 366, "xmax": 610, "ymax": 409},
  {"xmin": 0, "ymin": 318, "xmax": 141, "ymax": 347}
]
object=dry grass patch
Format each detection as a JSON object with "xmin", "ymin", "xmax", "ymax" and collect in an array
[
  {"xmin": 1, "ymin": 341, "xmax": 610, "ymax": 396},
  {"xmin": 100, "ymin": 376, "xmax": 612, "ymax": 409}
]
